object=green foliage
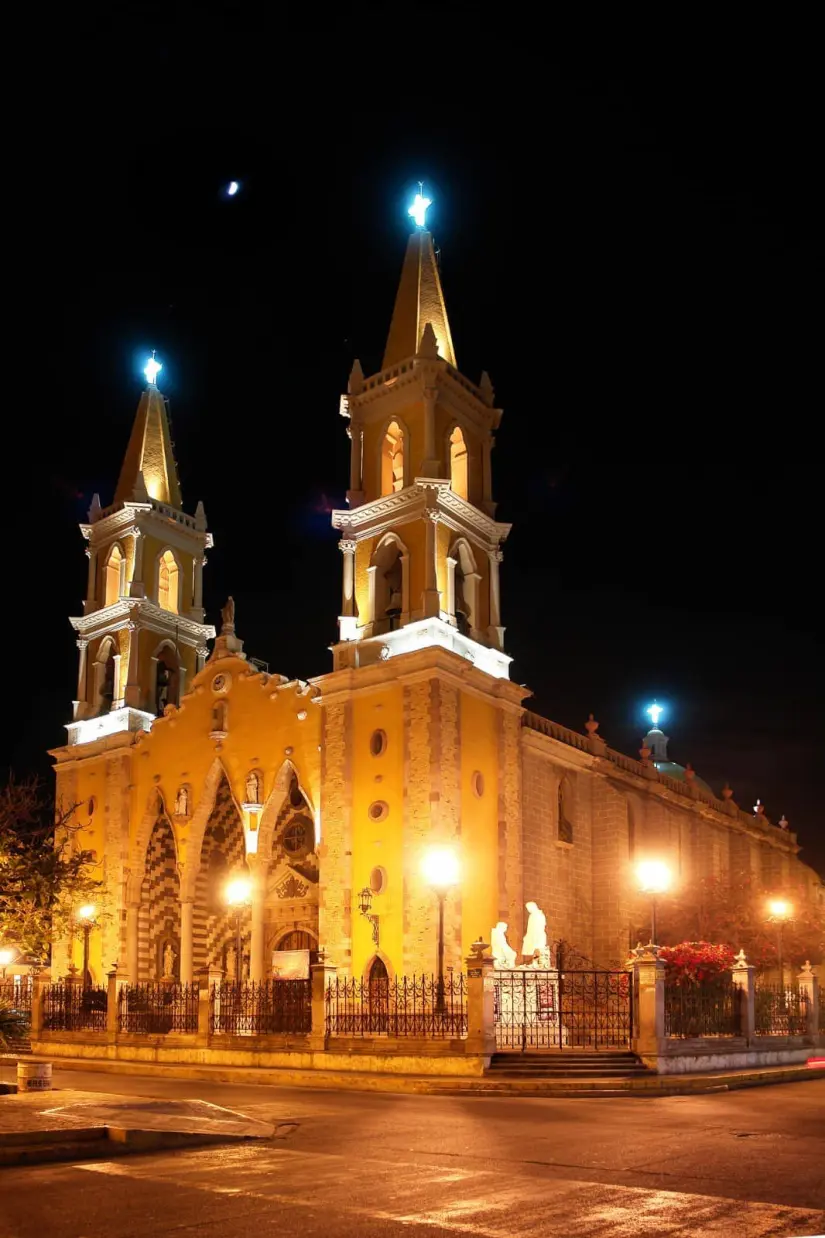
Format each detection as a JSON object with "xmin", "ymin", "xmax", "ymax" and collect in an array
[
  {"xmin": 0, "ymin": 1001, "xmax": 29, "ymax": 1050},
  {"xmin": 0, "ymin": 776, "xmax": 102, "ymax": 966}
]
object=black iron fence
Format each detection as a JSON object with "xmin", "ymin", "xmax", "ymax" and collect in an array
[
  {"xmin": 494, "ymin": 969, "xmax": 631, "ymax": 1051},
  {"xmin": 664, "ymin": 977, "xmax": 741, "ymax": 1038},
  {"xmin": 42, "ymin": 983, "xmax": 107, "ymax": 1032},
  {"xmin": 211, "ymin": 980, "xmax": 311, "ymax": 1035},
  {"xmin": 326, "ymin": 974, "xmax": 467, "ymax": 1038},
  {"xmin": 0, "ymin": 978, "xmax": 32, "ymax": 1012},
  {"xmin": 754, "ymin": 984, "xmax": 809, "ymax": 1036},
  {"xmin": 118, "ymin": 983, "xmax": 199, "ymax": 1034}
]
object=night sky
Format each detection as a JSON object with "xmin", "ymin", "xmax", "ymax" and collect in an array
[{"xmin": 5, "ymin": 27, "xmax": 823, "ymax": 874}]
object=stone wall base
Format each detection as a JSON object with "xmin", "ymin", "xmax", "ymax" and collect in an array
[
  {"xmin": 31, "ymin": 1035, "xmax": 487, "ymax": 1078},
  {"xmin": 641, "ymin": 1043, "xmax": 816, "ymax": 1075}
]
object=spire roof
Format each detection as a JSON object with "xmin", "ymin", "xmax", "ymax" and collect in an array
[
  {"xmin": 382, "ymin": 230, "xmax": 456, "ymax": 370},
  {"xmin": 114, "ymin": 382, "xmax": 182, "ymax": 508}
]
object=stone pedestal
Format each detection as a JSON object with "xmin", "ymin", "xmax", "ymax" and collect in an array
[
  {"xmin": 465, "ymin": 951, "xmax": 496, "ymax": 1059},
  {"xmin": 629, "ymin": 947, "xmax": 665, "ymax": 1057},
  {"xmin": 797, "ymin": 962, "xmax": 820, "ymax": 1038},
  {"xmin": 310, "ymin": 959, "xmax": 337, "ymax": 1050},
  {"xmin": 731, "ymin": 952, "xmax": 756, "ymax": 1041},
  {"xmin": 106, "ymin": 967, "xmax": 120, "ymax": 1034},
  {"xmin": 198, "ymin": 966, "xmax": 224, "ymax": 1038}
]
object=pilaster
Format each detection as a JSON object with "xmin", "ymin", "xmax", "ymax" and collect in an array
[{"xmin": 319, "ymin": 700, "xmax": 353, "ymax": 971}]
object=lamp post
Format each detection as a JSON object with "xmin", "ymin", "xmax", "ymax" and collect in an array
[
  {"xmin": 357, "ymin": 886, "xmax": 380, "ymax": 946},
  {"xmin": 421, "ymin": 847, "xmax": 460, "ymax": 1013},
  {"xmin": 76, "ymin": 904, "xmax": 97, "ymax": 990},
  {"xmin": 636, "ymin": 860, "xmax": 671, "ymax": 946},
  {"xmin": 766, "ymin": 898, "xmax": 793, "ymax": 987},
  {"xmin": 0, "ymin": 947, "xmax": 16, "ymax": 981},
  {"xmin": 225, "ymin": 876, "xmax": 252, "ymax": 986}
]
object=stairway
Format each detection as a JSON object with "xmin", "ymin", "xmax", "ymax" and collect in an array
[{"xmin": 488, "ymin": 1051, "xmax": 650, "ymax": 1079}]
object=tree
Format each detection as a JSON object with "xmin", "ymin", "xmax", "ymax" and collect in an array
[
  {"xmin": 0, "ymin": 776, "xmax": 102, "ymax": 966},
  {"xmin": 632, "ymin": 869, "xmax": 825, "ymax": 971}
]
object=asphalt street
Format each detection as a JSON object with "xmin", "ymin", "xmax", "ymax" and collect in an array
[{"xmin": 0, "ymin": 1069, "xmax": 823, "ymax": 1237}]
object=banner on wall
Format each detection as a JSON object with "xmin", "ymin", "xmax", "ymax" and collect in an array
[{"xmin": 271, "ymin": 949, "xmax": 310, "ymax": 979}]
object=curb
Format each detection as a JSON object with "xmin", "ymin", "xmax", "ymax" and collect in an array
[
  {"xmin": 16, "ymin": 1055, "xmax": 824, "ymax": 1098},
  {"xmin": 0, "ymin": 1125, "xmax": 258, "ymax": 1169}
]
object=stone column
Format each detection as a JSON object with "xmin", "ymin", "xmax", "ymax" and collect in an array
[
  {"xmin": 129, "ymin": 529, "xmax": 145, "ymax": 598},
  {"xmin": 179, "ymin": 901, "xmax": 194, "ymax": 983},
  {"xmin": 731, "ymin": 949, "xmax": 755, "ymax": 1041},
  {"xmin": 249, "ymin": 868, "xmax": 267, "ymax": 984},
  {"xmin": 309, "ymin": 957, "xmax": 337, "ymax": 1051},
  {"xmin": 421, "ymin": 387, "xmax": 440, "ymax": 476},
  {"xmin": 797, "ymin": 962, "xmax": 819, "ymax": 1038},
  {"xmin": 422, "ymin": 513, "xmax": 441, "ymax": 618},
  {"xmin": 85, "ymin": 545, "xmax": 97, "ymax": 604},
  {"xmin": 124, "ymin": 622, "xmax": 141, "ymax": 709},
  {"xmin": 106, "ymin": 966, "xmax": 120, "ymax": 1035},
  {"xmin": 76, "ymin": 639, "xmax": 89, "ymax": 705},
  {"xmin": 630, "ymin": 947, "xmax": 665, "ymax": 1063},
  {"xmin": 197, "ymin": 966, "xmax": 224, "ymax": 1039},
  {"xmin": 465, "ymin": 948, "xmax": 496, "ymax": 1061},
  {"xmin": 126, "ymin": 903, "xmax": 140, "ymax": 983},
  {"xmin": 339, "ymin": 539, "xmax": 356, "ymax": 618},
  {"xmin": 488, "ymin": 549, "xmax": 503, "ymax": 646}
]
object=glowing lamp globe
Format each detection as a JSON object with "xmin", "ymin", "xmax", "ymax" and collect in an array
[
  {"xmin": 421, "ymin": 847, "xmax": 460, "ymax": 890},
  {"xmin": 225, "ymin": 877, "xmax": 252, "ymax": 908},
  {"xmin": 0, "ymin": 948, "xmax": 16, "ymax": 967},
  {"xmin": 768, "ymin": 898, "xmax": 792, "ymax": 921},
  {"xmin": 227, "ymin": 180, "xmax": 239, "ymax": 197},
  {"xmin": 77, "ymin": 904, "xmax": 97, "ymax": 924},
  {"xmin": 636, "ymin": 859, "xmax": 671, "ymax": 896}
]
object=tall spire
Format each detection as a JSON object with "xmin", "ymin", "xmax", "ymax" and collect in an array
[
  {"xmin": 382, "ymin": 230, "xmax": 457, "ymax": 370},
  {"xmin": 114, "ymin": 362, "xmax": 182, "ymax": 508}
]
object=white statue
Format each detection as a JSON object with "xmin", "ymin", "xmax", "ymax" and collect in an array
[
  {"xmin": 175, "ymin": 785, "xmax": 189, "ymax": 817},
  {"xmin": 522, "ymin": 901, "xmax": 548, "ymax": 962},
  {"xmin": 491, "ymin": 921, "xmax": 517, "ymax": 969},
  {"xmin": 162, "ymin": 943, "xmax": 176, "ymax": 979},
  {"xmin": 245, "ymin": 771, "xmax": 261, "ymax": 804}
]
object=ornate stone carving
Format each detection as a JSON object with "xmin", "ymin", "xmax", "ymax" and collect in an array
[{"xmin": 276, "ymin": 874, "xmax": 309, "ymax": 900}]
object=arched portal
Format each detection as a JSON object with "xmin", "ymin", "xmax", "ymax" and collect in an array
[
  {"xmin": 137, "ymin": 814, "xmax": 179, "ymax": 981},
  {"xmin": 192, "ymin": 776, "xmax": 250, "ymax": 978}
]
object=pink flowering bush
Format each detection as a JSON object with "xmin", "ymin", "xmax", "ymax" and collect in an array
[{"xmin": 657, "ymin": 941, "xmax": 736, "ymax": 987}]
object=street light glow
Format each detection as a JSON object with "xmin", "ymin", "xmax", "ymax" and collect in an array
[
  {"xmin": 225, "ymin": 876, "xmax": 252, "ymax": 907},
  {"xmin": 637, "ymin": 859, "xmax": 671, "ymax": 895},
  {"xmin": 77, "ymin": 904, "xmax": 96, "ymax": 923},
  {"xmin": 768, "ymin": 898, "xmax": 792, "ymax": 921},
  {"xmin": 0, "ymin": 948, "xmax": 16, "ymax": 967},
  {"xmin": 227, "ymin": 180, "xmax": 240, "ymax": 196},
  {"xmin": 421, "ymin": 847, "xmax": 460, "ymax": 889}
]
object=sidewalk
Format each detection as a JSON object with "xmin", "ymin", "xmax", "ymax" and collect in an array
[{"xmin": 3, "ymin": 1054, "xmax": 822, "ymax": 1097}]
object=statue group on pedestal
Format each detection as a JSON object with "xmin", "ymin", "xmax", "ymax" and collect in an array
[{"xmin": 491, "ymin": 901, "xmax": 550, "ymax": 969}]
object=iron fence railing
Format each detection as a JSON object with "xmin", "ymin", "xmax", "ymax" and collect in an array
[
  {"xmin": 210, "ymin": 980, "xmax": 311, "ymax": 1035},
  {"xmin": 118, "ymin": 983, "xmax": 199, "ymax": 1034},
  {"xmin": 664, "ymin": 977, "xmax": 741, "ymax": 1038},
  {"xmin": 42, "ymin": 983, "xmax": 107, "ymax": 1032},
  {"xmin": 494, "ymin": 969, "xmax": 631, "ymax": 1051},
  {"xmin": 326, "ymin": 974, "xmax": 467, "ymax": 1038},
  {"xmin": 0, "ymin": 978, "xmax": 32, "ymax": 1012},
  {"xmin": 754, "ymin": 984, "xmax": 809, "ymax": 1036}
]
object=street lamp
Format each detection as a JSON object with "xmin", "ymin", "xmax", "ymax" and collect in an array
[
  {"xmin": 0, "ymin": 947, "xmax": 17, "ymax": 980},
  {"xmin": 357, "ymin": 886, "xmax": 380, "ymax": 946},
  {"xmin": 225, "ymin": 876, "xmax": 252, "ymax": 986},
  {"xmin": 636, "ymin": 860, "xmax": 671, "ymax": 945},
  {"xmin": 422, "ymin": 847, "xmax": 460, "ymax": 1012},
  {"xmin": 766, "ymin": 898, "xmax": 793, "ymax": 987},
  {"xmin": 76, "ymin": 904, "xmax": 97, "ymax": 990}
]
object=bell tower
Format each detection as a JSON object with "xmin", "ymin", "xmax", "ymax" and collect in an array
[
  {"xmin": 67, "ymin": 357, "xmax": 215, "ymax": 744},
  {"xmin": 331, "ymin": 194, "xmax": 511, "ymax": 679}
]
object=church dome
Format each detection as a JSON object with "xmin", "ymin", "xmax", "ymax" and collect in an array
[
  {"xmin": 644, "ymin": 727, "xmax": 714, "ymax": 796},
  {"xmin": 653, "ymin": 760, "xmax": 714, "ymax": 796}
]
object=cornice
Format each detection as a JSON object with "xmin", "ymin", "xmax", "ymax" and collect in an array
[
  {"xmin": 82, "ymin": 500, "xmax": 209, "ymax": 552},
  {"xmin": 70, "ymin": 599, "xmax": 216, "ymax": 644},
  {"xmin": 332, "ymin": 480, "xmax": 510, "ymax": 548}
]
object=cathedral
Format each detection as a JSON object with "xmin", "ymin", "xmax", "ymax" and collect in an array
[{"xmin": 51, "ymin": 208, "xmax": 821, "ymax": 988}]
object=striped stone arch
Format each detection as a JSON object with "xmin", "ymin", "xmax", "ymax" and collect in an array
[
  {"xmin": 178, "ymin": 759, "xmax": 238, "ymax": 902},
  {"xmin": 128, "ymin": 787, "xmax": 175, "ymax": 902},
  {"xmin": 256, "ymin": 759, "xmax": 316, "ymax": 860}
]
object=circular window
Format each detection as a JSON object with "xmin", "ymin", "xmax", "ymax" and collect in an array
[
  {"xmin": 283, "ymin": 815, "xmax": 313, "ymax": 856},
  {"xmin": 211, "ymin": 673, "xmax": 231, "ymax": 694},
  {"xmin": 370, "ymin": 866, "xmax": 387, "ymax": 894},
  {"xmin": 370, "ymin": 729, "xmax": 387, "ymax": 757},
  {"xmin": 472, "ymin": 771, "xmax": 485, "ymax": 798},
  {"xmin": 368, "ymin": 800, "xmax": 389, "ymax": 823}
]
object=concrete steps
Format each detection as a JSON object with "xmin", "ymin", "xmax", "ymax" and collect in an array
[{"xmin": 489, "ymin": 1052, "xmax": 651, "ymax": 1079}]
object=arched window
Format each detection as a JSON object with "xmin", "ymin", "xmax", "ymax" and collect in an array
[
  {"xmin": 370, "ymin": 534, "xmax": 408, "ymax": 634},
  {"xmin": 277, "ymin": 930, "xmax": 316, "ymax": 952},
  {"xmin": 96, "ymin": 639, "xmax": 117, "ymax": 714},
  {"xmin": 380, "ymin": 421, "xmax": 405, "ymax": 496},
  {"xmin": 449, "ymin": 426, "xmax": 469, "ymax": 500},
  {"xmin": 558, "ymin": 778, "xmax": 574, "ymax": 844},
  {"xmin": 154, "ymin": 649, "xmax": 179, "ymax": 715},
  {"xmin": 449, "ymin": 539, "xmax": 478, "ymax": 637},
  {"xmin": 104, "ymin": 544, "xmax": 126, "ymax": 607},
  {"xmin": 211, "ymin": 700, "xmax": 228, "ymax": 735},
  {"xmin": 157, "ymin": 550, "xmax": 179, "ymax": 613},
  {"xmin": 366, "ymin": 956, "xmax": 389, "ymax": 1031}
]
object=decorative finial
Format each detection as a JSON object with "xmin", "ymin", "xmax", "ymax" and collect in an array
[
  {"xmin": 684, "ymin": 763, "xmax": 695, "ymax": 782},
  {"xmin": 144, "ymin": 350, "xmax": 162, "ymax": 387},
  {"xmin": 778, "ymin": 814, "xmax": 789, "ymax": 830},
  {"xmin": 646, "ymin": 701, "xmax": 664, "ymax": 728},
  {"xmin": 733, "ymin": 948, "xmax": 748, "ymax": 967},
  {"xmin": 722, "ymin": 783, "xmax": 734, "ymax": 800},
  {"xmin": 408, "ymin": 183, "xmax": 432, "ymax": 229},
  {"xmin": 585, "ymin": 713, "xmax": 599, "ymax": 739},
  {"xmin": 639, "ymin": 739, "xmax": 652, "ymax": 763},
  {"xmin": 753, "ymin": 799, "xmax": 765, "ymax": 816}
]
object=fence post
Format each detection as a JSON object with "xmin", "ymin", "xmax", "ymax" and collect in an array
[
  {"xmin": 464, "ymin": 942, "xmax": 495, "ymax": 1060},
  {"xmin": 629, "ymin": 945, "xmax": 665, "ymax": 1060},
  {"xmin": 797, "ymin": 961, "xmax": 819, "ymax": 1039},
  {"xmin": 731, "ymin": 949, "xmax": 756, "ymax": 1042},
  {"xmin": 30, "ymin": 971, "xmax": 50, "ymax": 1038},
  {"xmin": 197, "ymin": 966, "xmax": 223, "ymax": 1040},
  {"xmin": 106, "ymin": 966, "xmax": 119, "ymax": 1036},
  {"xmin": 309, "ymin": 955, "xmax": 337, "ymax": 1051}
]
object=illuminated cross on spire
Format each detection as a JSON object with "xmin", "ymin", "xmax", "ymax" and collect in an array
[
  {"xmin": 646, "ymin": 702, "xmax": 664, "ymax": 728},
  {"xmin": 144, "ymin": 351, "xmax": 162, "ymax": 387},
  {"xmin": 408, "ymin": 183, "xmax": 432, "ymax": 229}
]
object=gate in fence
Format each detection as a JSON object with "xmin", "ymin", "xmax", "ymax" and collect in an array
[{"xmin": 494, "ymin": 943, "xmax": 632, "ymax": 1052}]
